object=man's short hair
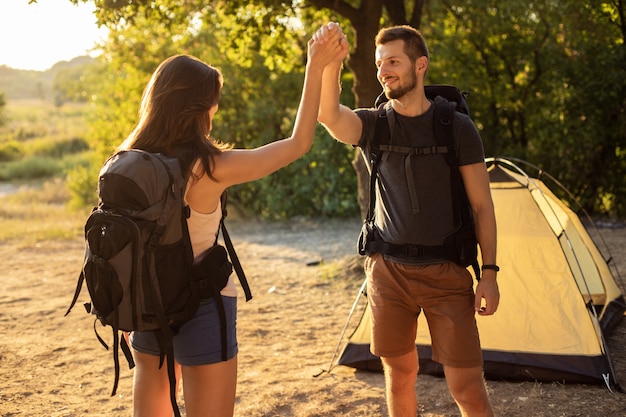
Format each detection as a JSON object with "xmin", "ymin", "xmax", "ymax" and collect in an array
[{"xmin": 375, "ymin": 25, "xmax": 430, "ymax": 63}]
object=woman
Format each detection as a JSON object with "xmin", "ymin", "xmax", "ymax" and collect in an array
[{"xmin": 122, "ymin": 25, "xmax": 346, "ymax": 417}]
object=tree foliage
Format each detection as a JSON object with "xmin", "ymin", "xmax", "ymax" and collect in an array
[
  {"xmin": 70, "ymin": 0, "xmax": 626, "ymax": 218},
  {"xmin": 68, "ymin": 0, "xmax": 358, "ymax": 217},
  {"xmin": 425, "ymin": 0, "xmax": 626, "ymax": 216},
  {"xmin": 52, "ymin": 63, "xmax": 100, "ymax": 106}
]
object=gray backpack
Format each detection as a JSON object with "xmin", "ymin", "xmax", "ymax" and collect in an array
[{"xmin": 65, "ymin": 149, "xmax": 251, "ymax": 417}]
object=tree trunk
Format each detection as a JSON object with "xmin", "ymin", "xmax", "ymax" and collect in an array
[
  {"xmin": 309, "ymin": 0, "xmax": 426, "ymax": 219},
  {"xmin": 345, "ymin": 1, "xmax": 385, "ymax": 220}
]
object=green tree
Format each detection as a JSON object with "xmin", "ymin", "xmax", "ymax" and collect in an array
[
  {"xmin": 551, "ymin": 0, "xmax": 626, "ymax": 216},
  {"xmin": 68, "ymin": 1, "xmax": 358, "ymax": 217},
  {"xmin": 428, "ymin": 0, "xmax": 626, "ymax": 216},
  {"xmin": 72, "ymin": 0, "xmax": 626, "ymax": 218},
  {"xmin": 53, "ymin": 62, "xmax": 103, "ymax": 105}
]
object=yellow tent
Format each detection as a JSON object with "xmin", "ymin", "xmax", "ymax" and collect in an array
[{"xmin": 337, "ymin": 158, "xmax": 625, "ymax": 387}]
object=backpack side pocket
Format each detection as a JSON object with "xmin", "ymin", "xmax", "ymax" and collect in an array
[
  {"xmin": 83, "ymin": 211, "xmax": 140, "ymax": 330},
  {"xmin": 153, "ymin": 240, "xmax": 199, "ymax": 328},
  {"xmin": 191, "ymin": 245, "xmax": 233, "ymax": 299}
]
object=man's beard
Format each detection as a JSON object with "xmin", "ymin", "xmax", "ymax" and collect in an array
[{"xmin": 384, "ymin": 69, "xmax": 417, "ymax": 100}]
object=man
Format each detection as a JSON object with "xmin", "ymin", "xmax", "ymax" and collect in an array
[{"xmin": 315, "ymin": 24, "xmax": 500, "ymax": 417}]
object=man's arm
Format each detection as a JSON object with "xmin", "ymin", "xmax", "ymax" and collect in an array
[
  {"xmin": 459, "ymin": 162, "xmax": 500, "ymax": 316},
  {"xmin": 314, "ymin": 23, "xmax": 363, "ymax": 146}
]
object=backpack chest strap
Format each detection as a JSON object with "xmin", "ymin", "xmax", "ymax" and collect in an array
[
  {"xmin": 374, "ymin": 144, "xmax": 451, "ymax": 215},
  {"xmin": 378, "ymin": 145, "xmax": 448, "ymax": 214},
  {"xmin": 370, "ymin": 100, "xmax": 456, "ymax": 217},
  {"xmin": 377, "ymin": 144, "xmax": 449, "ymax": 156}
]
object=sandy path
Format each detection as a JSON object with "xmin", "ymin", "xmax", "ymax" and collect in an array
[{"xmin": 1, "ymin": 219, "xmax": 625, "ymax": 416}]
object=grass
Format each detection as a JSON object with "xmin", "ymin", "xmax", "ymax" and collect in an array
[
  {"xmin": 1, "ymin": 99, "xmax": 88, "ymax": 137},
  {"xmin": 0, "ymin": 178, "xmax": 90, "ymax": 247},
  {"xmin": 0, "ymin": 99, "xmax": 91, "ymax": 180},
  {"xmin": 0, "ymin": 99, "xmax": 93, "ymax": 246}
]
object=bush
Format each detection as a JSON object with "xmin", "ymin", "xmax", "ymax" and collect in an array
[
  {"xmin": 66, "ymin": 164, "xmax": 99, "ymax": 209},
  {"xmin": 26, "ymin": 137, "xmax": 90, "ymax": 158},
  {"xmin": 0, "ymin": 141, "xmax": 22, "ymax": 162},
  {"xmin": 0, "ymin": 156, "xmax": 63, "ymax": 181}
]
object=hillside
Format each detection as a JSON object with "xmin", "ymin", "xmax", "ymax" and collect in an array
[{"xmin": 0, "ymin": 56, "xmax": 95, "ymax": 101}]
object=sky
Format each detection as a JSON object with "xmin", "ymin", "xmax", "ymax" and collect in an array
[{"xmin": 0, "ymin": 1, "xmax": 108, "ymax": 71}]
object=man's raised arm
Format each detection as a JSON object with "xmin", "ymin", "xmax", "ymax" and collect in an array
[{"xmin": 314, "ymin": 22, "xmax": 363, "ymax": 146}]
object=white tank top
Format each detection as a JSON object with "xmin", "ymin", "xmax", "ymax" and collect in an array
[{"xmin": 185, "ymin": 165, "xmax": 237, "ymax": 297}]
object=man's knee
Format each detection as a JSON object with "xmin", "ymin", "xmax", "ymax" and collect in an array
[
  {"xmin": 444, "ymin": 366, "xmax": 493, "ymax": 414},
  {"xmin": 381, "ymin": 350, "xmax": 419, "ymax": 383}
]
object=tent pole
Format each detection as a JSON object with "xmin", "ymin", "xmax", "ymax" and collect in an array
[{"xmin": 318, "ymin": 277, "xmax": 368, "ymax": 376}]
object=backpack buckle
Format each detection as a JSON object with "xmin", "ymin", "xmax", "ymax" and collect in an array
[{"xmin": 403, "ymin": 245, "xmax": 424, "ymax": 258}]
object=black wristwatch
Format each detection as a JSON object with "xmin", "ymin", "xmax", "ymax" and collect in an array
[{"xmin": 481, "ymin": 264, "xmax": 500, "ymax": 272}]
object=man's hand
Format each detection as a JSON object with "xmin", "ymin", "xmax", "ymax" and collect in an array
[
  {"xmin": 312, "ymin": 22, "xmax": 350, "ymax": 64},
  {"xmin": 475, "ymin": 272, "xmax": 500, "ymax": 316},
  {"xmin": 307, "ymin": 22, "xmax": 350, "ymax": 70}
]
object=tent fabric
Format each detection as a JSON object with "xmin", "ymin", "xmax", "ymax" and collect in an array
[{"xmin": 337, "ymin": 158, "xmax": 625, "ymax": 387}]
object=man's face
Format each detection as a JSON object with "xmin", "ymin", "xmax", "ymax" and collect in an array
[{"xmin": 375, "ymin": 39, "xmax": 417, "ymax": 100}]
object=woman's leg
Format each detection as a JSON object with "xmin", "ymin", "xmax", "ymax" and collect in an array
[
  {"xmin": 132, "ymin": 350, "xmax": 182, "ymax": 417},
  {"xmin": 182, "ymin": 355, "xmax": 238, "ymax": 417}
]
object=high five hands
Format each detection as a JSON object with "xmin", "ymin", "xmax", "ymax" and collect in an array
[{"xmin": 312, "ymin": 22, "xmax": 350, "ymax": 65}]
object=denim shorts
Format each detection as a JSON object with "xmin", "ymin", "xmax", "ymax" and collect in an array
[{"xmin": 130, "ymin": 296, "xmax": 238, "ymax": 366}]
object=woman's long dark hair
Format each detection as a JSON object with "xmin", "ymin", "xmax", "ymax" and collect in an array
[{"xmin": 120, "ymin": 54, "xmax": 229, "ymax": 180}]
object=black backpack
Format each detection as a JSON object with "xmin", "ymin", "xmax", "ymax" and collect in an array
[
  {"xmin": 65, "ymin": 149, "xmax": 252, "ymax": 417},
  {"xmin": 359, "ymin": 85, "xmax": 480, "ymax": 279}
]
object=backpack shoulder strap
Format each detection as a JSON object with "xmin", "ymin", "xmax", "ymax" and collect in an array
[
  {"xmin": 432, "ymin": 98, "xmax": 458, "ymax": 166},
  {"xmin": 219, "ymin": 191, "xmax": 253, "ymax": 301},
  {"xmin": 365, "ymin": 104, "xmax": 391, "ymax": 222},
  {"xmin": 432, "ymin": 99, "xmax": 481, "ymax": 279}
]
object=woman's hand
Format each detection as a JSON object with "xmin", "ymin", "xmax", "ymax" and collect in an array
[{"xmin": 308, "ymin": 22, "xmax": 350, "ymax": 70}]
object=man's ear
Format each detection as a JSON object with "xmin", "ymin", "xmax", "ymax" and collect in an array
[{"xmin": 416, "ymin": 55, "xmax": 429, "ymax": 72}]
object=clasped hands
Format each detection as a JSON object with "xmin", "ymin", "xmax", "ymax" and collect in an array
[{"xmin": 309, "ymin": 22, "xmax": 350, "ymax": 65}]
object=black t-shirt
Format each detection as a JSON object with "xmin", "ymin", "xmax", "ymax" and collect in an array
[{"xmin": 356, "ymin": 101, "xmax": 485, "ymax": 263}]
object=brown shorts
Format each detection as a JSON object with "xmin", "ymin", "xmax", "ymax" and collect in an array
[{"xmin": 364, "ymin": 253, "xmax": 483, "ymax": 368}]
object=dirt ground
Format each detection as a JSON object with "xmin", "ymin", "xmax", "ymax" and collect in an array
[{"xmin": 1, "ymin": 217, "xmax": 625, "ymax": 417}]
